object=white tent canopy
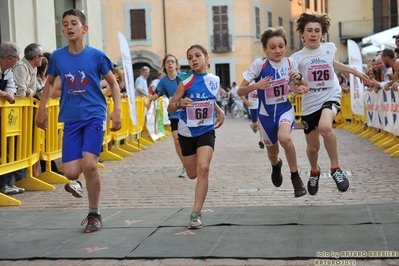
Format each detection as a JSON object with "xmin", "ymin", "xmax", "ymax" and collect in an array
[
  {"xmin": 361, "ymin": 44, "xmax": 383, "ymax": 62},
  {"xmin": 361, "ymin": 26, "xmax": 398, "ymax": 61},
  {"xmin": 362, "ymin": 26, "xmax": 399, "ymax": 47}
]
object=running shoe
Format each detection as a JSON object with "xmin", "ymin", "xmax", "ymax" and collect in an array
[
  {"xmin": 291, "ymin": 175, "xmax": 307, "ymax": 198},
  {"xmin": 250, "ymin": 124, "xmax": 258, "ymax": 133},
  {"xmin": 81, "ymin": 213, "xmax": 102, "ymax": 233},
  {"xmin": 331, "ymin": 168, "xmax": 350, "ymax": 192},
  {"xmin": 271, "ymin": 158, "xmax": 283, "ymax": 187},
  {"xmin": 188, "ymin": 211, "xmax": 203, "ymax": 229},
  {"xmin": 258, "ymin": 141, "xmax": 265, "ymax": 149},
  {"xmin": 64, "ymin": 181, "xmax": 83, "ymax": 198},
  {"xmin": 308, "ymin": 166, "xmax": 321, "ymax": 196},
  {"xmin": 178, "ymin": 166, "xmax": 187, "ymax": 178}
]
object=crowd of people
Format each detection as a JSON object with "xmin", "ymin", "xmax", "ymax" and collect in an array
[{"xmin": 1, "ymin": 8, "xmax": 398, "ymax": 232}]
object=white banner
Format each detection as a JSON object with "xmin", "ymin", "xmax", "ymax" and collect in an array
[
  {"xmin": 118, "ymin": 32, "xmax": 137, "ymax": 125},
  {"xmin": 145, "ymin": 100, "xmax": 159, "ymax": 141},
  {"xmin": 347, "ymin": 39, "xmax": 364, "ymax": 116},
  {"xmin": 365, "ymin": 89, "xmax": 399, "ymax": 135},
  {"xmin": 162, "ymin": 96, "xmax": 171, "ymax": 126}
]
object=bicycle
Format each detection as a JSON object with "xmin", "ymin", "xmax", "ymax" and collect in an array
[{"xmin": 230, "ymin": 98, "xmax": 246, "ymax": 118}]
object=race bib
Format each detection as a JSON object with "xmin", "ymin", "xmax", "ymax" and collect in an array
[
  {"xmin": 265, "ymin": 77, "xmax": 289, "ymax": 104},
  {"xmin": 186, "ymin": 100, "xmax": 214, "ymax": 127},
  {"xmin": 306, "ymin": 63, "xmax": 334, "ymax": 88}
]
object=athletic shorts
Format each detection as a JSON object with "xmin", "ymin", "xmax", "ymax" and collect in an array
[
  {"xmin": 259, "ymin": 107, "xmax": 295, "ymax": 147},
  {"xmin": 250, "ymin": 109, "xmax": 259, "ymax": 123},
  {"xmin": 62, "ymin": 118, "xmax": 106, "ymax": 163},
  {"xmin": 170, "ymin": 118, "xmax": 179, "ymax": 132},
  {"xmin": 178, "ymin": 130, "xmax": 215, "ymax": 156},
  {"xmin": 301, "ymin": 101, "xmax": 340, "ymax": 134}
]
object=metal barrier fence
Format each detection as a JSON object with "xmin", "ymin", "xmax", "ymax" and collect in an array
[{"xmin": 1, "ymin": 92, "xmax": 398, "ymax": 206}]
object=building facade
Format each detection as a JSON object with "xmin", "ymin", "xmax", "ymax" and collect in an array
[
  {"xmin": 100, "ymin": 0, "xmax": 324, "ymax": 88},
  {"xmin": 1, "ymin": 0, "xmax": 398, "ymax": 87}
]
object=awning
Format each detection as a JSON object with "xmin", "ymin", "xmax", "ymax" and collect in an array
[{"xmin": 362, "ymin": 26, "xmax": 399, "ymax": 46}]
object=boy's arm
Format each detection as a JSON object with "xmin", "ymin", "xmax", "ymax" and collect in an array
[
  {"xmin": 36, "ymin": 74, "xmax": 56, "ymax": 130},
  {"xmin": 103, "ymin": 71, "xmax": 121, "ymax": 131},
  {"xmin": 333, "ymin": 61, "xmax": 369, "ymax": 84}
]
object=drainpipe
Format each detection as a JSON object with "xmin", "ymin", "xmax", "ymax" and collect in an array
[{"xmin": 162, "ymin": 0, "xmax": 167, "ymax": 54}]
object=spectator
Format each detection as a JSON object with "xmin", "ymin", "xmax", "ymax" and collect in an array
[
  {"xmin": 395, "ymin": 48, "xmax": 399, "ymax": 59},
  {"xmin": 35, "ymin": 56, "xmax": 48, "ymax": 100},
  {"xmin": 149, "ymin": 72, "xmax": 164, "ymax": 95},
  {"xmin": 13, "ymin": 43, "xmax": 44, "ymax": 98},
  {"xmin": 338, "ymin": 75, "xmax": 350, "ymax": 93},
  {"xmin": 112, "ymin": 67, "xmax": 126, "ymax": 97},
  {"xmin": 0, "ymin": 41, "xmax": 23, "ymax": 195},
  {"xmin": 381, "ymin": 48, "xmax": 399, "ymax": 91},
  {"xmin": 135, "ymin": 66, "xmax": 151, "ymax": 97},
  {"xmin": 0, "ymin": 42, "xmax": 19, "ymax": 103}
]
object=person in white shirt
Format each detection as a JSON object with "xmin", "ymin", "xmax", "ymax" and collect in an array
[
  {"xmin": 135, "ymin": 66, "xmax": 151, "ymax": 97},
  {"xmin": 291, "ymin": 12, "xmax": 369, "ymax": 196}
]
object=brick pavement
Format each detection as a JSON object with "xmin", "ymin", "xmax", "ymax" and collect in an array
[{"xmin": 1, "ymin": 117, "xmax": 399, "ymax": 265}]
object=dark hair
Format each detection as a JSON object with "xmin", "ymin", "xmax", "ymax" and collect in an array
[
  {"xmin": 63, "ymin": 9, "xmax": 86, "ymax": 26},
  {"xmin": 37, "ymin": 57, "xmax": 48, "ymax": 80},
  {"xmin": 186, "ymin": 44, "xmax": 210, "ymax": 69},
  {"xmin": 260, "ymin": 27, "xmax": 287, "ymax": 48},
  {"xmin": 394, "ymin": 48, "xmax": 399, "ymax": 53},
  {"xmin": 24, "ymin": 43, "xmax": 42, "ymax": 60},
  {"xmin": 295, "ymin": 12, "xmax": 331, "ymax": 35},
  {"xmin": 43, "ymin": 52, "xmax": 51, "ymax": 62},
  {"xmin": 382, "ymin": 48, "xmax": 395, "ymax": 59}
]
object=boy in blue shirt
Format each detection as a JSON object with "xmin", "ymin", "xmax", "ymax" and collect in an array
[{"xmin": 36, "ymin": 9, "xmax": 121, "ymax": 233}]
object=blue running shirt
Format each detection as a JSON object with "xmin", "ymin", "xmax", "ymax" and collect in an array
[
  {"xmin": 242, "ymin": 57, "xmax": 297, "ymax": 120},
  {"xmin": 178, "ymin": 72, "xmax": 220, "ymax": 137},
  {"xmin": 46, "ymin": 45, "xmax": 113, "ymax": 123}
]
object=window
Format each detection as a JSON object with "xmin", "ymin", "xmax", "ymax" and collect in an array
[
  {"xmin": 278, "ymin": 17, "xmax": 283, "ymax": 27},
  {"xmin": 289, "ymin": 21, "xmax": 295, "ymax": 49},
  {"xmin": 373, "ymin": 0, "xmax": 398, "ymax": 32},
  {"xmin": 255, "ymin": 7, "xmax": 260, "ymax": 39},
  {"xmin": 212, "ymin": 6, "xmax": 231, "ymax": 52},
  {"xmin": 267, "ymin": 11, "xmax": 273, "ymax": 27},
  {"xmin": 124, "ymin": 3, "xmax": 151, "ymax": 46},
  {"xmin": 314, "ymin": 0, "xmax": 318, "ymax": 11},
  {"xmin": 305, "ymin": 0, "xmax": 310, "ymax": 8},
  {"xmin": 54, "ymin": 0, "xmax": 75, "ymax": 48},
  {"xmin": 215, "ymin": 64, "xmax": 230, "ymax": 90},
  {"xmin": 130, "ymin": 9, "xmax": 146, "ymax": 40}
]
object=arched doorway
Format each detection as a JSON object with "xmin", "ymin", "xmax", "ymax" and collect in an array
[{"xmin": 130, "ymin": 50, "xmax": 162, "ymax": 86}]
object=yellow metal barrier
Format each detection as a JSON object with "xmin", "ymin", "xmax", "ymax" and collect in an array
[
  {"xmin": 108, "ymin": 98, "xmax": 133, "ymax": 157},
  {"xmin": 288, "ymin": 94, "xmax": 302, "ymax": 122},
  {"xmin": 0, "ymin": 94, "xmax": 170, "ymax": 205},
  {"xmin": 0, "ymin": 98, "xmax": 54, "ymax": 206},
  {"xmin": 100, "ymin": 98, "xmax": 124, "ymax": 161},
  {"xmin": 128, "ymin": 97, "xmax": 151, "ymax": 148},
  {"xmin": 35, "ymin": 98, "xmax": 69, "ymax": 184}
]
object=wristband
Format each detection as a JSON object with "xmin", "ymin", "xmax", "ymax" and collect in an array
[
  {"xmin": 296, "ymin": 73, "xmax": 303, "ymax": 81},
  {"xmin": 176, "ymin": 99, "xmax": 182, "ymax": 109}
]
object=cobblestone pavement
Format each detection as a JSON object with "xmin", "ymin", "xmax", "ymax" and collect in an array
[{"xmin": 1, "ymin": 116, "xmax": 399, "ymax": 266}]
